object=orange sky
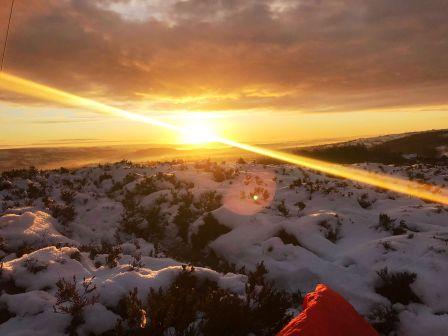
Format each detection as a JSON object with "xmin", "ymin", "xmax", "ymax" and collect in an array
[{"xmin": 1, "ymin": 0, "xmax": 447, "ymax": 147}]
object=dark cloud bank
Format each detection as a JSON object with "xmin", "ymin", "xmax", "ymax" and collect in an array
[{"xmin": 1, "ymin": 0, "xmax": 448, "ymax": 112}]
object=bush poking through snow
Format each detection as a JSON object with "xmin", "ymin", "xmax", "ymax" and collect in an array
[
  {"xmin": 60, "ymin": 189, "xmax": 76, "ymax": 205},
  {"xmin": 357, "ymin": 193, "xmax": 376, "ymax": 209},
  {"xmin": 378, "ymin": 214, "xmax": 395, "ymax": 231},
  {"xmin": 318, "ymin": 220, "xmax": 342, "ymax": 243},
  {"xmin": 3, "ymin": 160, "xmax": 448, "ymax": 335},
  {"xmin": 381, "ymin": 241, "xmax": 397, "ymax": 252},
  {"xmin": 377, "ymin": 214, "xmax": 409, "ymax": 235},
  {"xmin": 97, "ymin": 172, "xmax": 113, "ymax": 184},
  {"xmin": 16, "ymin": 243, "xmax": 35, "ymax": 257},
  {"xmin": 211, "ymin": 166, "xmax": 236, "ymax": 182},
  {"xmin": 69, "ymin": 249, "xmax": 82, "ymax": 262},
  {"xmin": 295, "ymin": 201, "xmax": 306, "ymax": 212},
  {"xmin": 289, "ymin": 178, "xmax": 302, "ymax": 189},
  {"xmin": 276, "ymin": 229, "xmax": 300, "ymax": 246},
  {"xmin": 134, "ymin": 177, "xmax": 158, "ymax": 196},
  {"xmin": 2, "ymin": 166, "xmax": 39, "ymax": 180},
  {"xmin": 375, "ymin": 268, "xmax": 421, "ymax": 305},
  {"xmin": 116, "ymin": 287, "xmax": 147, "ymax": 331},
  {"xmin": 244, "ymin": 262, "xmax": 294, "ymax": 334},
  {"xmin": 26, "ymin": 182, "xmax": 46, "ymax": 200},
  {"xmin": 174, "ymin": 203, "xmax": 197, "ymax": 242},
  {"xmin": 23, "ymin": 258, "xmax": 48, "ymax": 274},
  {"xmin": 236, "ymin": 157, "xmax": 246, "ymax": 164},
  {"xmin": 191, "ymin": 213, "xmax": 231, "ymax": 251},
  {"xmin": 201, "ymin": 286, "xmax": 252, "ymax": 336},
  {"xmin": 112, "ymin": 264, "xmax": 293, "ymax": 335},
  {"xmin": 367, "ymin": 304, "xmax": 399, "ymax": 336},
  {"xmin": 53, "ymin": 276, "xmax": 99, "ymax": 335},
  {"xmin": 277, "ymin": 200, "xmax": 290, "ymax": 217},
  {"xmin": 141, "ymin": 205, "xmax": 165, "ymax": 240},
  {"xmin": 105, "ymin": 244, "xmax": 122, "ymax": 268},
  {"xmin": 128, "ymin": 253, "xmax": 143, "ymax": 271},
  {"xmin": 194, "ymin": 191, "xmax": 223, "ymax": 214},
  {"xmin": 50, "ymin": 203, "xmax": 76, "ymax": 226},
  {"xmin": 146, "ymin": 265, "xmax": 205, "ymax": 335}
]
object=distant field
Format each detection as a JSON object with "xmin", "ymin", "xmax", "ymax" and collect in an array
[{"xmin": 1, "ymin": 129, "xmax": 447, "ymax": 171}]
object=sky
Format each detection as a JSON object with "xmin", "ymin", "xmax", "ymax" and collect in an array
[{"xmin": 0, "ymin": 0, "xmax": 447, "ymax": 148}]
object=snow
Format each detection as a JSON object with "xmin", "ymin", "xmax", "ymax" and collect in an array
[
  {"xmin": 1, "ymin": 160, "xmax": 448, "ymax": 334},
  {"xmin": 0, "ymin": 211, "xmax": 74, "ymax": 250},
  {"xmin": 78, "ymin": 303, "xmax": 119, "ymax": 335},
  {"xmin": 0, "ymin": 290, "xmax": 55, "ymax": 316}
]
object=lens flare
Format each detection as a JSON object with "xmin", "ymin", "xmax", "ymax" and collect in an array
[
  {"xmin": 1, "ymin": 72, "xmax": 448, "ymax": 205},
  {"xmin": 216, "ymin": 137, "xmax": 448, "ymax": 205},
  {"xmin": 0, "ymin": 72, "xmax": 179, "ymax": 132}
]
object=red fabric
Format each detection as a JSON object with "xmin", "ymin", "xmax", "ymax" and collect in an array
[{"xmin": 277, "ymin": 284, "xmax": 379, "ymax": 336}]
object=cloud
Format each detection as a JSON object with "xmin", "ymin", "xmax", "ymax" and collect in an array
[
  {"xmin": 28, "ymin": 118, "xmax": 100, "ymax": 124},
  {"xmin": 1, "ymin": 0, "xmax": 447, "ymax": 112},
  {"xmin": 29, "ymin": 138, "xmax": 120, "ymax": 146}
]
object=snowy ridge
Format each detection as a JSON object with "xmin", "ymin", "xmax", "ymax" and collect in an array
[{"xmin": 0, "ymin": 160, "xmax": 447, "ymax": 335}]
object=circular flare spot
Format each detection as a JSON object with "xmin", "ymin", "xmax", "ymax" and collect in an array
[{"xmin": 223, "ymin": 169, "xmax": 276, "ymax": 215}]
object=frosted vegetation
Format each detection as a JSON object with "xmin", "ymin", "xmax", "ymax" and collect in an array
[{"xmin": 0, "ymin": 159, "xmax": 447, "ymax": 335}]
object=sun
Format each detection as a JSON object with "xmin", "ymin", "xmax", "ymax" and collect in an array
[{"xmin": 180, "ymin": 120, "xmax": 217, "ymax": 145}]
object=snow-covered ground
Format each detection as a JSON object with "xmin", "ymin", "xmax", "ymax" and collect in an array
[{"xmin": 0, "ymin": 160, "xmax": 447, "ymax": 335}]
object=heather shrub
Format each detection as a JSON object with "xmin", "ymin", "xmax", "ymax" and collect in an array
[
  {"xmin": 244, "ymin": 262, "xmax": 294, "ymax": 334},
  {"xmin": 51, "ymin": 203, "xmax": 76, "ymax": 225},
  {"xmin": 212, "ymin": 167, "xmax": 226, "ymax": 182},
  {"xmin": 23, "ymin": 258, "xmax": 48, "ymax": 274},
  {"xmin": 367, "ymin": 304, "xmax": 399, "ymax": 336},
  {"xmin": 249, "ymin": 187, "xmax": 270, "ymax": 202},
  {"xmin": 375, "ymin": 268, "xmax": 421, "ymax": 304},
  {"xmin": 174, "ymin": 203, "xmax": 198, "ymax": 242},
  {"xmin": 26, "ymin": 182, "xmax": 46, "ymax": 200},
  {"xmin": 116, "ymin": 287, "xmax": 147, "ymax": 331},
  {"xmin": 134, "ymin": 177, "xmax": 158, "ymax": 195},
  {"xmin": 146, "ymin": 266, "xmax": 207, "ymax": 335},
  {"xmin": 378, "ymin": 214, "xmax": 395, "ymax": 231},
  {"xmin": 112, "ymin": 264, "xmax": 293, "ymax": 336},
  {"xmin": 53, "ymin": 276, "xmax": 99, "ymax": 335},
  {"xmin": 105, "ymin": 245, "xmax": 122, "ymax": 268},
  {"xmin": 128, "ymin": 253, "xmax": 143, "ymax": 271},
  {"xmin": 201, "ymin": 288, "xmax": 251, "ymax": 336},
  {"xmin": 120, "ymin": 207, "xmax": 145, "ymax": 237},
  {"xmin": 191, "ymin": 213, "xmax": 231, "ymax": 251},
  {"xmin": 295, "ymin": 201, "xmax": 306, "ymax": 211},
  {"xmin": 318, "ymin": 219, "xmax": 342, "ymax": 243},
  {"xmin": 194, "ymin": 191, "xmax": 222, "ymax": 213},
  {"xmin": 98, "ymin": 172, "xmax": 113, "ymax": 184},
  {"xmin": 69, "ymin": 250, "xmax": 82, "ymax": 262},
  {"xmin": 2, "ymin": 167, "xmax": 39, "ymax": 180},
  {"xmin": 141, "ymin": 205, "xmax": 165, "ymax": 240},
  {"xmin": 277, "ymin": 200, "xmax": 289, "ymax": 217},
  {"xmin": 276, "ymin": 229, "xmax": 300, "ymax": 246},
  {"xmin": 15, "ymin": 243, "xmax": 35, "ymax": 257},
  {"xmin": 289, "ymin": 178, "xmax": 302, "ymax": 189},
  {"xmin": 61, "ymin": 189, "xmax": 76, "ymax": 205},
  {"xmin": 358, "ymin": 193, "xmax": 376, "ymax": 209},
  {"xmin": 377, "ymin": 214, "xmax": 408, "ymax": 235}
]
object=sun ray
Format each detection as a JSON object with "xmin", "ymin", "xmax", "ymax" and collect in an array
[{"xmin": 1, "ymin": 71, "xmax": 448, "ymax": 205}]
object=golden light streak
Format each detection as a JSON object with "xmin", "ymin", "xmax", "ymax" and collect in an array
[
  {"xmin": 215, "ymin": 137, "xmax": 448, "ymax": 205},
  {"xmin": 0, "ymin": 72, "xmax": 179, "ymax": 132},
  {"xmin": 1, "ymin": 72, "xmax": 448, "ymax": 205}
]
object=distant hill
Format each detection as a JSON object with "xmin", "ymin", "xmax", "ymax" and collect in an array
[
  {"xmin": 2, "ymin": 129, "xmax": 447, "ymax": 170},
  {"xmin": 292, "ymin": 129, "xmax": 448, "ymax": 164}
]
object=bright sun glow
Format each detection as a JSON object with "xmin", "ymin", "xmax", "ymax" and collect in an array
[
  {"xmin": 1, "ymin": 72, "xmax": 448, "ymax": 205},
  {"xmin": 181, "ymin": 121, "xmax": 217, "ymax": 145}
]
